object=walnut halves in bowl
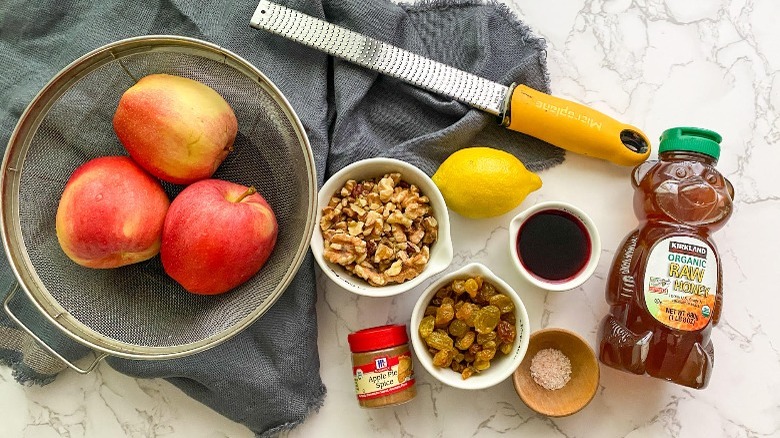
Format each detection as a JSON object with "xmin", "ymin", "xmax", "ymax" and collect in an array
[
  {"xmin": 321, "ymin": 172, "xmax": 437, "ymax": 287},
  {"xmin": 311, "ymin": 158, "xmax": 453, "ymax": 297}
]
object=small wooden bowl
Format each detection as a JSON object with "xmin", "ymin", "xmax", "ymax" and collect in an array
[{"xmin": 512, "ymin": 328, "xmax": 599, "ymax": 417}]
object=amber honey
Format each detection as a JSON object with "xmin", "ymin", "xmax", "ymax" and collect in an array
[{"xmin": 598, "ymin": 127, "xmax": 734, "ymax": 389}]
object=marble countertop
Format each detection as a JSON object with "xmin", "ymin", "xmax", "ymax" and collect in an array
[{"xmin": 2, "ymin": 0, "xmax": 779, "ymax": 437}]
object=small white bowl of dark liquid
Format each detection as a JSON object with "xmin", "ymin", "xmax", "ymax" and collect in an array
[{"xmin": 508, "ymin": 201, "xmax": 601, "ymax": 292}]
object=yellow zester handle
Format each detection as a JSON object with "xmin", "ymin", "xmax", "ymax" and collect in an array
[{"xmin": 506, "ymin": 84, "xmax": 651, "ymax": 166}]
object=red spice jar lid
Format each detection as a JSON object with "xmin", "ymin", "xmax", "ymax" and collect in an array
[{"xmin": 348, "ymin": 324, "xmax": 409, "ymax": 353}]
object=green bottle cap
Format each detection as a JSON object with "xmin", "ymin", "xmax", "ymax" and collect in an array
[{"xmin": 658, "ymin": 127, "xmax": 722, "ymax": 160}]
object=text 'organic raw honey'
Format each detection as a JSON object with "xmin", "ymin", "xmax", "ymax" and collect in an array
[{"xmin": 598, "ymin": 127, "xmax": 734, "ymax": 389}]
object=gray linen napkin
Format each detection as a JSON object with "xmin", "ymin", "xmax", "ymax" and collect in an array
[{"xmin": 0, "ymin": 0, "xmax": 560, "ymax": 435}]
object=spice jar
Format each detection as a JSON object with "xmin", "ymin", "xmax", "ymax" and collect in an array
[{"xmin": 347, "ymin": 324, "xmax": 416, "ymax": 408}]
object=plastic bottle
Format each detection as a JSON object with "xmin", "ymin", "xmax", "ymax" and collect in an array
[{"xmin": 597, "ymin": 127, "xmax": 734, "ymax": 389}]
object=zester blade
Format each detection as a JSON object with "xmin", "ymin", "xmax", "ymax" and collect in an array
[{"xmin": 250, "ymin": 0, "xmax": 509, "ymax": 116}]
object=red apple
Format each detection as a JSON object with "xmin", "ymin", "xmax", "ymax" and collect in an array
[
  {"xmin": 113, "ymin": 73, "xmax": 238, "ymax": 185},
  {"xmin": 160, "ymin": 179, "xmax": 278, "ymax": 295},
  {"xmin": 55, "ymin": 156, "xmax": 170, "ymax": 268}
]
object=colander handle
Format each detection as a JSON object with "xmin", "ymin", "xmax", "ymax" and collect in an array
[{"xmin": 3, "ymin": 284, "xmax": 108, "ymax": 374}]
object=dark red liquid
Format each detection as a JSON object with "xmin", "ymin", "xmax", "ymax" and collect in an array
[{"xmin": 516, "ymin": 210, "xmax": 591, "ymax": 282}]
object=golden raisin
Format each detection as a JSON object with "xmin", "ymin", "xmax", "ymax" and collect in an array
[
  {"xmin": 473, "ymin": 287, "xmax": 491, "ymax": 305},
  {"xmin": 448, "ymin": 319, "xmax": 468, "ymax": 338},
  {"xmin": 474, "ymin": 305, "xmax": 500, "ymax": 334},
  {"xmin": 466, "ymin": 314, "xmax": 479, "ymax": 328},
  {"xmin": 499, "ymin": 341, "xmax": 513, "ymax": 355},
  {"xmin": 435, "ymin": 303, "xmax": 455, "ymax": 327},
  {"xmin": 473, "ymin": 360, "xmax": 491, "ymax": 371},
  {"xmin": 426, "ymin": 330, "xmax": 454, "ymax": 351},
  {"xmin": 452, "ymin": 280, "xmax": 466, "ymax": 294},
  {"xmin": 455, "ymin": 303, "xmax": 478, "ymax": 326},
  {"xmin": 478, "ymin": 282, "xmax": 497, "ymax": 302},
  {"xmin": 464, "ymin": 278, "xmax": 479, "ymax": 297},
  {"xmin": 419, "ymin": 315, "xmax": 435, "ymax": 339},
  {"xmin": 476, "ymin": 347, "xmax": 496, "ymax": 362},
  {"xmin": 501, "ymin": 312, "xmax": 516, "ymax": 324},
  {"xmin": 476, "ymin": 332, "xmax": 496, "ymax": 345},
  {"xmin": 435, "ymin": 286, "xmax": 452, "ymax": 299},
  {"xmin": 455, "ymin": 331, "xmax": 475, "ymax": 350},
  {"xmin": 454, "ymin": 300, "xmax": 465, "ymax": 313},
  {"xmin": 432, "ymin": 348, "xmax": 455, "ymax": 367},
  {"xmin": 489, "ymin": 294, "xmax": 514, "ymax": 314},
  {"xmin": 496, "ymin": 320, "xmax": 516, "ymax": 344},
  {"xmin": 420, "ymin": 276, "xmax": 518, "ymax": 380}
]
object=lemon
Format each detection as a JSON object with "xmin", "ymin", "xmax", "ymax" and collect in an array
[{"xmin": 432, "ymin": 147, "xmax": 542, "ymax": 219}]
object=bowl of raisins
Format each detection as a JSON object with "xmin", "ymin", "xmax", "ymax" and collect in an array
[{"xmin": 410, "ymin": 262, "xmax": 530, "ymax": 390}]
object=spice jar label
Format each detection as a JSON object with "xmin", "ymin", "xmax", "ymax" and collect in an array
[
  {"xmin": 643, "ymin": 236, "xmax": 718, "ymax": 331},
  {"xmin": 352, "ymin": 352, "xmax": 414, "ymax": 400}
]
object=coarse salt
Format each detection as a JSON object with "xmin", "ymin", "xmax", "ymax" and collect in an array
[{"xmin": 529, "ymin": 348, "xmax": 572, "ymax": 390}]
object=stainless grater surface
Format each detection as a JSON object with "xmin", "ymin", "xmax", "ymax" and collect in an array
[{"xmin": 250, "ymin": 0, "xmax": 510, "ymax": 116}]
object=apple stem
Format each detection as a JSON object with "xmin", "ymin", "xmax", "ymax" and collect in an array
[{"xmin": 235, "ymin": 186, "xmax": 257, "ymax": 203}]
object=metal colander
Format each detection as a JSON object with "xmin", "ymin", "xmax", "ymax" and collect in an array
[{"xmin": 1, "ymin": 35, "xmax": 316, "ymax": 369}]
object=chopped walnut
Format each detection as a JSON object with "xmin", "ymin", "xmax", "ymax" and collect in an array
[
  {"xmin": 422, "ymin": 216, "xmax": 438, "ymax": 245},
  {"xmin": 384, "ymin": 260, "xmax": 403, "ymax": 277},
  {"xmin": 348, "ymin": 221, "xmax": 364, "ymax": 236},
  {"xmin": 404, "ymin": 202, "xmax": 429, "ymax": 220},
  {"xmin": 408, "ymin": 223, "xmax": 425, "ymax": 245},
  {"xmin": 410, "ymin": 245, "xmax": 430, "ymax": 267},
  {"xmin": 363, "ymin": 210, "xmax": 383, "ymax": 238},
  {"xmin": 390, "ymin": 224, "xmax": 407, "ymax": 243},
  {"xmin": 373, "ymin": 243, "xmax": 394, "ymax": 263},
  {"xmin": 378, "ymin": 176, "xmax": 396, "ymax": 202},
  {"xmin": 340, "ymin": 180, "xmax": 356, "ymax": 197},
  {"xmin": 320, "ymin": 172, "xmax": 439, "ymax": 286},
  {"xmin": 387, "ymin": 210, "xmax": 413, "ymax": 228},
  {"xmin": 353, "ymin": 261, "xmax": 387, "ymax": 286},
  {"xmin": 350, "ymin": 202, "xmax": 367, "ymax": 218},
  {"xmin": 323, "ymin": 233, "xmax": 367, "ymax": 266}
]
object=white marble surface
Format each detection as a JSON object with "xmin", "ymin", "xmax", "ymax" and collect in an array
[{"xmin": 2, "ymin": 0, "xmax": 780, "ymax": 436}]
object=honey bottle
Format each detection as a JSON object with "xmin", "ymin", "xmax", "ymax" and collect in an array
[{"xmin": 598, "ymin": 127, "xmax": 734, "ymax": 389}]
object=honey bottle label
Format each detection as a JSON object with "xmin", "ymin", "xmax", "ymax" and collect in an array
[{"xmin": 643, "ymin": 236, "xmax": 717, "ymax": 331}]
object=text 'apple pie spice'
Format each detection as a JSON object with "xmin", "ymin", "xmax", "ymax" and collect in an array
[
  {"xmin": 530, "ymin": 348, "xmax": 572, "ymax": 390},
  {"xmin": 347, "ymin": 324, "xmax": 416, "ymax": 408}
]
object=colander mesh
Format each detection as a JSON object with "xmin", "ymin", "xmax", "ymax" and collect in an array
[{"xmin": 15, "ymin": 44, "xmax": 312, "ymax": 351}]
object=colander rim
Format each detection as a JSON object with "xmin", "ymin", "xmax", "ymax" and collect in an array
[{"xmin": 0, "ymin": 34, "xmax": 317, "ymax": 360}]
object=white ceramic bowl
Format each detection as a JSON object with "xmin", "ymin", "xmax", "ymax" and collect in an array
[
  {"xmin": 508, "ymin": 201, "xmax": 601, "ymax": 292},
  {"xmin": 410, "ymin": 263, "xmax": 531, "ymax": 390},
  {"xmin": 311, "ymin": 158, "xmax": 453, "ymax": 297}
]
